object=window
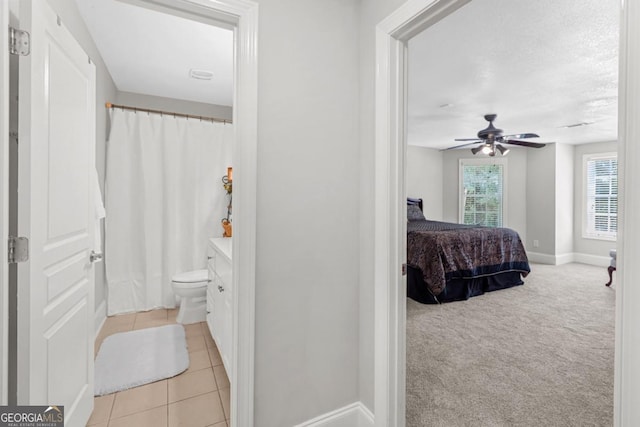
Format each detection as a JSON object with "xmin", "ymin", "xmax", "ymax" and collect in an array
[
  {"xmin": 584, "ymin": 153, "xmax": 617, "ymax": 240},
  {"xmin": 459, "ymin": 159, "xmax": 506, "ymax": 227}
]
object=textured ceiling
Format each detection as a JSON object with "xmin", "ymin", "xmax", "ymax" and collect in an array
[
  {"xmin": 75, "ymin": 0, "xmax": 233, "ymax": 106},
  {"xmin": 408, "ymin": 0, "xmax": 619, "ymax": 149}
]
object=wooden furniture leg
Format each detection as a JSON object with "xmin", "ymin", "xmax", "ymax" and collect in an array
[{"xmin": 606, "ymin": 266, "xmax": 616, "ymax": 287}]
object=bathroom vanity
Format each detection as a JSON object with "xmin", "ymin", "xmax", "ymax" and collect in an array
[{"xmin": 207, "ymin": 237, "xmax": 232, "ymax": 376}]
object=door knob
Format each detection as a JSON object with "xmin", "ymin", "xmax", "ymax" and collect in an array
[{"xmin": 90, "ymin": 251, "xmax": 103, "ymax": 263}]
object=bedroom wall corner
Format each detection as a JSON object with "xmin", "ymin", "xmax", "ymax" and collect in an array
[
  {"xmin": 46, "ymin": 0, "xmax": 118, "ymax": 314},
  {"xmin": 526, "ymin": 144, "xmax": 557, "ymax": 259},
  {"xmin": 505, "ymin": 148, "xmax": 528, "ymax": 244},
  {"xmin": 555, "ymin": 143, "xmax": 574, "ymax": 255}
]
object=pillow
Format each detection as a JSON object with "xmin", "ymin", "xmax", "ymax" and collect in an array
[{"xmin": 407, "ymin": 204, "xmax": 426, "ymax": 221}]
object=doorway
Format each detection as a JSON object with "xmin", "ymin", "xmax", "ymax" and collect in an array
[
  {"xmin": 0, "ymin": 0, "xmax": 258, "ymax": 425},
  {"xmin": 374, "ymin": 0, "xmax": 638, "ymax": 426}
]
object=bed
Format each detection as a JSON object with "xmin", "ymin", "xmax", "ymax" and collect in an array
[{"xmin": 407, "ymin": 198, "xmax": 530, "ymax": 304}]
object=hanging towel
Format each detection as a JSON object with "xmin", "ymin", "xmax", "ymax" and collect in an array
[{"xmin": 93, "ymin": 168, "xmax": 106, "ymax": 256}]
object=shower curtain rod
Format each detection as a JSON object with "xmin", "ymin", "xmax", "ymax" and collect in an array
[{"xmin": 105, "ymin": 102, "xmax": 232, "ymax": 124}]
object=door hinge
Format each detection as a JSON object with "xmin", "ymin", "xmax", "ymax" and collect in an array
[
  {"xmin": 402, "ymin": 263, "xmax": 407, "ymax": 276},
  {"xmin": 9, "ymin": 27, "xmax": 30, "ymax": 56},
  {"xmin": 8, "ymin": 236, "xmax": 29, "ymax": 264}
]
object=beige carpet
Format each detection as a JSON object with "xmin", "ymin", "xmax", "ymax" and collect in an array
[{"xmin": 406, "ymin": 262, "xmax": 615, "ymax": 427}]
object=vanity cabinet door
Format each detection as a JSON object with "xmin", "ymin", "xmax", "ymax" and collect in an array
[
  {"xmin": 208, "ymin": 237, "xmax": 232, "ymax": 376},
  {"xmin": 217, "ymin": 255, "xmax": 232, "ymax": 371},
  {"xmin": 222, "ymin": 284, "xmax": 232, "ymax": 370},
  {"xmin": 206, "ymin": 244, "xmax": 216, "ymax": 339},
  {"xmin": 213, "ymin": 271, "xmax": 226, "ymax": 359}
]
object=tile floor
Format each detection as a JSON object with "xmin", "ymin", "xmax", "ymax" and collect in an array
[{"xmin": 87, "ymin": 309, "xmax": 230, "ymax": 427}]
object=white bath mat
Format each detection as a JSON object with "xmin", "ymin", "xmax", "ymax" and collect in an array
[{"xmin": 94, "ymin": 324, "xmax": 189, "ymax": 396}]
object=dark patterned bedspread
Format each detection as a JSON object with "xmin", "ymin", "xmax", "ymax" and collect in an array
[{"xmin": 407, "ymin": 220, "xmax": 530, "ymax": 296}]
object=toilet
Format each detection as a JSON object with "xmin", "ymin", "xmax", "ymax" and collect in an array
[{"xmin": 171, "ymin": 269, "xmax": 209, "ymax": 324}]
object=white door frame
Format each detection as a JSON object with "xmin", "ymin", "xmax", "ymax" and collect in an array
[
  {"xmin": 373, "ymin": 1, "xmax": 470, "ymax": 424},
  {"xmin": 374, "ymin": 0, "xmax": 638, "ymax": 426},
  {"xmin": 614, "ymin": 0, "xmax": 640, "ymax": 424},
  {"xmin": 97, "ymin": 0, "xmax": 258, "ymax": 425},
  {"xmin": 0, "ymin": 0, "xmax": 9, "ymax": 406}
]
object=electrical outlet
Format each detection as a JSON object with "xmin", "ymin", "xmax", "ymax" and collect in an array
[{"xmin": 533, "ymin": 240, "xmax": 539, "ymax": 248}]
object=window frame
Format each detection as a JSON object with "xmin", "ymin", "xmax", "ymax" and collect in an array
[
  {"xmin": 583, "ymin": 152, "xmax": 618, "ymax": 241},
  {"xmin": 458, "ymin": 157, "xmax": 508, "ymax": 227}
]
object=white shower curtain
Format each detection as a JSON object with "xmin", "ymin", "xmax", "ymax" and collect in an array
[{"xmin": 105, "ymin": 109, "xmax": 233, "ymax": 315}]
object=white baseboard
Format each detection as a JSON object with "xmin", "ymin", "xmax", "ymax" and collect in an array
[
  {"xmin": 528, "ymin": 251, "xmax": 611, "ymax": 267},
  {"xmin": 294, "ymin": 402, "xmax": 374, "ymax": 427},
  {"xmin": 527, "ymin": 251, "xmax": 562, "ymax": 265},
  {"xmin": 573, "ymin": 253, "xmax": 611, "ymax": 267},
  {"xmin": 555, "ymin": 252, "xmax": 574, "ymax": 265},
  {"xmin": 94, "ymin": 299, "xmax": 107, "ymax": 337},
  {"xmin": 358, "ymin": 404, "xmax": 374, "ymax": 427}
]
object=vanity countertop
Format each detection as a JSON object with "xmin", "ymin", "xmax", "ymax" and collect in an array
[{"xmin": 209, "ymin": 237, "xmax": 232, "ymax": 260}]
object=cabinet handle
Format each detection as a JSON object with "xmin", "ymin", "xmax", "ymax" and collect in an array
[
  {"xmin": 207, "ymin": 256, "xmax": 213, "ymax": 260},
  {"xmin": 218, "ymin": 285, "xmax": 225, "ymax": 293}
]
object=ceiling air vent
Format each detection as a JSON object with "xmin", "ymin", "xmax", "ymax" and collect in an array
[
  {"xmin": 561, "ymin": 122, "xmax": 594, "ymax": 128},
  {"xmin": 189, "ymin": 69, "xmax": 214, "ymax": 80}
]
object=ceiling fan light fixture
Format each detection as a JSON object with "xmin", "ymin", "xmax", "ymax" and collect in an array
[
  {"xmin": 496, "ymin": 144, "xmax": 509, "ymax": 156},
  {"xmin": 471, "ymin": 145, "xmax": 484, "ymax": 155},
  {"xmin": 452, "ymin": 114, "xmax": 549, "ymax": 153}
]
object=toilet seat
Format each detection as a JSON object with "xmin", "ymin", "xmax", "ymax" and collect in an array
[
  {"xmin": 172, "ymin": 269, "xmax": 208, "ymax": 283},
  {"xmin": 172, "ymin": 281, "xmax": 207, "ymax": 291}
]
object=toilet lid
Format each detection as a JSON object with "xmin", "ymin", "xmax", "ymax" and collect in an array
[{"xmin": 172, "ymin": 269, "xmax": 208, "ymax": 283}]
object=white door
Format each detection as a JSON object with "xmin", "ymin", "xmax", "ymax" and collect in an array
[{"xmin": 16, "ymin": 1, "xmax": 96, "ymax": 426}]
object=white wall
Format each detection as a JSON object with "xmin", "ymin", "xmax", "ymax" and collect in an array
[
  {"xmin": 116, "ymin": 91, "xmax": 232, "ymax": 121},
  {"xmin": 526, "ymin": 142, "xmax": 576, "ymax": 263},
  {"xmin": 556, "ymin": 143, "xmax": 575, "ymax": 257},
  {"xmin": 573, "ymin": 141, "xmax": 618, "ymax": 263},
  {"xmin": 526, "ymin": 144, "xmax": 557, "ymax": 255},
  {"xmin": 406, "ymin": 145, "xmax": 443, "ymax": 220},
  {"xmin": 442, "ymin": 148, "xmax": 528, "ymax": 241},
  {"xmin": 253, "ymin": 1, "xmax": 361, "ymax": 425}
]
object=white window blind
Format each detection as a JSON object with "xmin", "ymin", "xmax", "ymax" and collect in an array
[
  {"xmin": 585, "ymin": 154, "xmax": 617, "ymax": 240},
  {"xmin": 460, "ymin": 160, "xmax": 505, "ymax": 227}
]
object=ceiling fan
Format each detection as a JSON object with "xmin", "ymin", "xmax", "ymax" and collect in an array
[{"xmin": 447, "ymin": 114, "xmax": 549, "ymax": 156}]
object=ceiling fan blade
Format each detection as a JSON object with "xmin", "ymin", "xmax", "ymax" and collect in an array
[
  {"xmin": 443, "ymin": 141, "xmax": 482, "ymax": 150},
  {"xmin": 503, "ymin": 139, "xmax": 548, "ymax": 148},
  {"xmin": 502, "ymin": 133, "xmax": 540, "ymax": 139},
  {"xmin": 454, "ymin": 138, "xmax": 482, "ymax": 141}
]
